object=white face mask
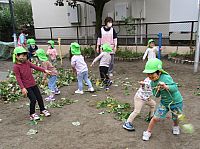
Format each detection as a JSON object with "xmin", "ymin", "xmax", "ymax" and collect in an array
[{"xmin": 107, "ymin": 22, "xmax": 112, "ymax": 28}]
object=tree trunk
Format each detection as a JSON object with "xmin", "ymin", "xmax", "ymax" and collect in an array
[{"xmin": 95, "ymin": 3, "xmax": 105, "ymax": 38}]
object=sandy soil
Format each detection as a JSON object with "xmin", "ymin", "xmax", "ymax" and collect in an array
[{"xmin": 0, "ymin": 59, "xmax": 200, "ymax": 149}]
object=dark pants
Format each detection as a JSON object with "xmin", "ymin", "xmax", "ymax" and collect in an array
[
  {"xmin": 99, "ymin": 66, "xmax": 110, "ymax": 87},
  {"xmin": 27, "ymin": 85, "xmax": 45, "ymax": 115}
]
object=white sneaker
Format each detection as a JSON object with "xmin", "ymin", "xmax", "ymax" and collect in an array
[
  {"xmin": 75, "ymin": 89, "xmax": 84, "ymax": 94},
  {"xmin": 41, "ymin": 110, "xmax": 51, "ymax": 117},
  {"xmin": 109, "ymin": 73, "xmax": 113, "ymax": 77},
  {"xmin": 30, "ymin": 113, "xmax": 40, "ymax": 121},
  {"xmin": 45, "ymin": 95, "xmax": 55, "ymax": 101},
  {"xmin": 142, "ymin": 131, "xmax": 151, "ymax": 141},
  {"xmin": 88, "ymin": 87, "xmax": 94, "ymax": 92},
  {"xmin": 172, "ymin": 126, "xmax": 180, "ymax": 135}
]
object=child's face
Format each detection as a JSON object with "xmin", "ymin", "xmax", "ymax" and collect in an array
[
  {"xmin": 16, "ymin": 53, "xmax": 27, "ymax": 63},
  {"xmin": 147, "ymin": 72, "xmax": 160, "ymax": 81},
  {"xmin": 48, "ymin": 44, "xmax": 52, "ymax": 49},
  {"xmin": 31, "ymin": 45, "xmax": 36, "ymax": 49},
  {"xmin": 149, "ymin": 42, "xmax": 155, "ymax": 48}
]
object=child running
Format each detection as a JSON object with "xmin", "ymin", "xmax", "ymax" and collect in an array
[
  {"xmin": 91, "ymin": 43, "xmax": 112, "ymax": 90},
  {"xmin": 35, "ymin": 49, "xmax": 60, "ymax": 101},
  {"xmin": 47, "ymin": 40, "xmax": 58, "ymax": 66},
  {"xmin": 123, "ymin": 77, "xmax": 156, "ymax": 131},
  {"xmin": 70, "ymin": 42, "xmax": 94, "ymax": 94},
  {"xmin": 143, "ymin": 39, "xmax": 159, "ymax": 60},
  {"xmin": 13, "ymin": 47, "xmax": 51, "ymax": 121},
  {"xmin": 142, "ymin": 58, "xmax": 183, "ymax": 141}
]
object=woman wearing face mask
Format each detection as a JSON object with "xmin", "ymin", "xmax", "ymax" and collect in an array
[{"xmin": 96, "ymin": 17, "xmax": 117, "ymax": 77}]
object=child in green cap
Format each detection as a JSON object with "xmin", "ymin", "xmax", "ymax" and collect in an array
[
  {"xmin": 13, "ymin": 47, "xmax": 51, "ymax": 121},
  {"xmin": 142, "ymin": 58, "xmax": 183, "ymax": 141},
  {"xmin": 47, "ymin": 40, "xmax": 58, "ymax": 66},
  {"xmin": 143, "ymin": 39, "xmax": 159, "ymax": 60},
  {"xmin": 70, "ymin": 42, "xmax": 94, "ymax": 94},
  {"xmin": 27, "ymin": 38, "xmax": 38, "ymax": 61},
  {"xmin": 35, "ymin": 49, "xmax": 60, "ymax": 101},
  {"xmin": 91, "ymin": 43, "xmax": 112, "ymax": 90}
]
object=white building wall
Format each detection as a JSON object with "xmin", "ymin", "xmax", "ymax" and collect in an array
[{"xmin": 31, "ymin": 0, "xmax": 198, "ymax": 40}]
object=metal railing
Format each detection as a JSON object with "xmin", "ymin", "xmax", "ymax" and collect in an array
[{"xmin": 0, "ymin": 21, "xmax": 198, "ymax": 46}]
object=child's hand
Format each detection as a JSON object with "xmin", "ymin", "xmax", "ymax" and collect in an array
[
  {"xmin": 42, "ymin": 79, "xmax": 48, "ymax": 86},
  {"xmin": 138, "ymin": 81, "xmax": 145, "ymax": 85},
  {"xmin": 96, "ymin": 47, "xmax": 99, "ymax": 53},
  {"xmin": 45, "ymin": 70, "xmax": 51, "ymax": 75},
  {"xmin": 90, "ymin": 63, "xmax": 94, "ymax": 67},
  {"xmin": 22, "ymin": 88, "xmax": 28, "ymax": 97},
  {"xmin": 158, "ymin": 82, "xmax": 169, "ymax": 90}
]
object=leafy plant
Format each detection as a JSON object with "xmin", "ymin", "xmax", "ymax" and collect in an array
[
  {"xmin": 116, "ymin": 48, "xmax": 143, "ymax": 58},
  {"xmin": 122, "ymin": 16, "xmax": 136, "ymax": 35},
  {"xmin": 96, "ymin": 97, "xmax": 131, "ymax": 121},
  {"xmin": 45, "ymin": 98, "xmax": 78, "ymax": 108},
  {"xmin": 0, "ymin": 68, "xmax": 76, "ymax": 102},
  {"xmin": 81, "ymin": 46, "xmax": 95, "ymax": 58},
  {"xmin": 169, "ymin": 52, "xmax": 179, "ymax": 57},
  {"xmin": 0, "ymin": 71, "xmax": 22, "ymax": 102}
]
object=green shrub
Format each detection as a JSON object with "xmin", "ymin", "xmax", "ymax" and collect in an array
[
  {"xmin": 115, "ymin": 49, "xmax": 143, "ymax": 58},
  {"xmin": 81, "ymin": 46, "xmax": 95, "ymax": 58}
]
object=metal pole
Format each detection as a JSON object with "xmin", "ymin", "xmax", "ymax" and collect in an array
[
  {"xmin": 8, "ymin": 0, "xmax": 17, "ymax": 47},
  {"xmin": 194, "ymin": 1, "xmax": 200, "ymax": 73},
  {"xmin": 76, "ymin": 26, "xmax": 79, "ymax": 43},
  {"xmin": 145, "ymin": 24, "xmax": 148, "ymax": 45},
  {"xmin": 158, "ymin": 32, "xmax": 162, "ymax": 59},
  {"xmin": 50, "ymin": 27, "xmax": 53, "ymax": 39}
]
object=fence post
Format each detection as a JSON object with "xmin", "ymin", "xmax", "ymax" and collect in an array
[
  {"xmin": 76, "ymin": 26, "xmax": 79, "ymax": 43},
  {"xmin": 50, "ymin": 27, "xmax": 53, "ymax": 39},
  {"xmin": 190, "ymin": 21, "xmax": 194, "ymax": 48},
  {"xmin": 158, "ymin": 32, "xmax": 162, "ymax": 59},
  {"xmin": 145, "ymin": 23, "xmax": 148, "ymax": 45}
]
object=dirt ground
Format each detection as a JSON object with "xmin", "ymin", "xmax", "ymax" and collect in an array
[{"xmin": 0, "ymin": 59, "xmax": 200, "ymax": 149}]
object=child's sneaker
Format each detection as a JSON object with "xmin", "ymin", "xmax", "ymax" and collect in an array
[
  {"xmin": 41, "ymin": 110, "xmax": 51, "ymax": 117},
  {"xmin": 105, "ymin": 87, "xmax": 110, "ymax": 91},
  {"xmin": 75, "ymin": 89, "xmax": 84, "ymax": 94},
  {"xmin": 109, "ymin": 73, "xmax": 113, "ymax": 77},
  {"xmin": 123, "ymin": 122, "xmax": 135, "ymax": 131},
  {"xmin": 142, "ymin": 131, "xmax": 151, "ymax": 141},
  {"xmin": 108, "ymin": 80, "xmax": 113, "ymax": 86},
  {"xmin": 45, "ymin": 95, "xmax": 55, "ymax": 101},
  {"xmin": 54, "ymin": 90, "xmax": 61, "ymax": 95},
  {"xmin": 88, "ymin": 87, "xmax": 94, "ymax": 92},
  {"xmin": 172, "ymin": 126, "xmax": 180, "ymax": 135},
  {"xmin": 30, "ymin": 113, "xmax": 40, "ymax": 121}
]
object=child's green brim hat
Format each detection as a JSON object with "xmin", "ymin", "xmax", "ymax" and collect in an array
[
  {"xmin": 148, "ymin": 39, "xmax": 155, "ymax": 45},
  {"xmin": 102, "ymin": 43, "xmax": 112, "ymax": 52},
  {"xmin": 48, "ymin": 40, "xmax": 55, "ymax": 48},
  {"xmin": 13, "ymin": 47, "xmax": 28, "ymax": 63},
  {"xmin": 35, "ymin": 49, "xmax": 48, "ymax": 62},
  {"xmin": 27, "ymin": 38, "xmax": 36, "ymax": 45},
  {"xmin": 143, "ymin": 58, "xmax": 168, "ymax": 74},
  {"xmin": 70, "ymin": 42, "xmax": 81, "ymax": 55}
]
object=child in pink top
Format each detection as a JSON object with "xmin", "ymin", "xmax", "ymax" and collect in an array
[{"xmin": 47, "ymin": 40, "xmax": 57, "ymax": 66}]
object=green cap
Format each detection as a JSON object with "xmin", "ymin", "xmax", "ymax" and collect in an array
[
  {"xmin": 35, "ymin": 49, "xmax": 48, "ymax": 62},
  {"xmin": 27, "ymin": 38, "xmax": 36, "ymax": 45},
  {"xmin": 143, "ymin": 58, "xmax": 168, "ymax": 74},
  {"xmin": 102, "ymin": 43, "xmax": 112, "ymax": 52},
  {"xmin": 148, "ymin": 39, "xmax": 155, "ymax": 47},
  {"xmin": 13, "ymin": 47, "xmax": 28, "ymax": 63},
  {"xmin": 48, "ymin": 40, "xmax": 55, "ymax": 48},
  {"xmin": 70, "ymin": 42, "xmax": 81, "ymax": 55}
]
